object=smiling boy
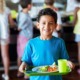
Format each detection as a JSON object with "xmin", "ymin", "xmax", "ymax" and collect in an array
[{"xmin": 19, "ymin": 8, "xmax": 74, "ymax": 80}]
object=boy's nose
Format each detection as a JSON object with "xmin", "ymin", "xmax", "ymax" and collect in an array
[{"xmin": 45, "ymin": 23, "xmax": 49, "ymax": 28}]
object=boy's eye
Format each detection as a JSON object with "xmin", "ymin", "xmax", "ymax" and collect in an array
[
  {"xmin": 42, "ymin": 22, "xmax": 54, "ymax": 25},
  {"xmin": 49, "ymin": 22, "xmax": 54, "ymax": 25},
  {"xmin": 42, "ymin": 22, "xmax": 46, "ymax": 25}
]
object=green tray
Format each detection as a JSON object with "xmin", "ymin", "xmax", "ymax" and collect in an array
[{"xmin": 24, "ymin": 66, "xmax": 71, "ymax": 76}]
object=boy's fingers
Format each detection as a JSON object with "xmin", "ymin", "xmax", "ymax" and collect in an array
[
  {"xmin": 19, "ymin": 66, "xmax": 24, "ymax": 73},
  {"xmin": 67, "ymin": 61, "xmax": 75, "ymax": 69}
]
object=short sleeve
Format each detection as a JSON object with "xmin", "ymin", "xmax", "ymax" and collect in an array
[
  {"xmin": 60, "ymin": 39, "xmax": 69, "ymax": 60},
  {"xmin": 18, "ymin": 14, "xmax": 28, "ymax": 29},
  {"xmin": 21, "ymin": 41, "xmax": 32, "ymax": 65}
]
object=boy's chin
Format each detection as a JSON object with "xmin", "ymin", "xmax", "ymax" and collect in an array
[
  {"xmin": 43, "ymin": 33, "xmax": 52, "ymax": 36},
  {"xmin": 43, "ymin": 34, "xmax": 52, "ymax": 37}
]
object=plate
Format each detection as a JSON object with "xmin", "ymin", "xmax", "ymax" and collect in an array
[{"xmin": 32, "ymin": 66, "xmax": 58, "ymax": 73}]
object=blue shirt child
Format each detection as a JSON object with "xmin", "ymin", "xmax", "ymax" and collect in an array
[{"xmin": 22, "ymin": 36, "xmax": 69, "ymax": 80}]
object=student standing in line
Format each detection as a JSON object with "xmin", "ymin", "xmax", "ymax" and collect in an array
[
  {"xmin": 17, "ymin": 0, "xmax": 33, "ymax": 79},
  {"xmin": 0, "ymin": 0, "xmax": 16, "ymax": 80},
  {"xmin": 73, "ymin": 0, "xmax": 80, "ymax": 75}
]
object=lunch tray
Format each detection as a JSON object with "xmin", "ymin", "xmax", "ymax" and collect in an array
[{"xmin": 24, "ymin": 66, "xmax": 71, "ymax": 76}]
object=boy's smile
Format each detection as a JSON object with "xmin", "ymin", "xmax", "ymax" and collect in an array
[{"xmin": 37, "ymin": 15, "xmax": 57, "ymax": 40}]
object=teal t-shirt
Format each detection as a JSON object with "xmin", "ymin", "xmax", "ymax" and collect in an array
[{"xmin": 22, "ymin": 36, "xmax": 69, "ymax": 80}]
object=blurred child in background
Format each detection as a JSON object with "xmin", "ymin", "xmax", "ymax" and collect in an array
[
  {"xmin": 73, "ymin": 0, "xmax": 80, "ymax": 74},
  {"xmin": 44, "ymin": 0, "xmax": 62, "ymax": 37},
  {"xmin": 17, "ymin": 0, "xmax": 33, "ymax": 79},
  {"xmin": 0, "ymin": 0, "xmax": 16, "ymax": 80}
]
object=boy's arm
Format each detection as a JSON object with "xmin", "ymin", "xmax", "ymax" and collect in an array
[
  {"xmin": 19, "ymin": 62, "xmax": 28, "ymax": 73},
  {"xmin": 60, "ymin": 39, "xmax": 75, "ymax": 69}
]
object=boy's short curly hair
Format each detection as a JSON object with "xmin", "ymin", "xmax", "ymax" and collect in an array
[
  {"xmin": 20, "ymin": 0, "xmax": 32, "ymax": 8},
  {"xmin": 37, "ymin": 8, "xmax": 57, "ymax": 24}
]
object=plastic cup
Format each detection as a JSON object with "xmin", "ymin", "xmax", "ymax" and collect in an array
[{"xmin": 58, "ymin": 59, "xmax": 67, "ymax": 73}]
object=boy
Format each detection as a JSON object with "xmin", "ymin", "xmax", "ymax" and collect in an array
[
  {"xmin": 19, "ymin": 8, "xmax": 74, "ymax": 80},
  {"xmin": 17, "ymin": 0, "xmax": 33, "ymax": 79},
  {"xmin": 44, "ymin": 0, "xmax": 62, "ymax": 37}
]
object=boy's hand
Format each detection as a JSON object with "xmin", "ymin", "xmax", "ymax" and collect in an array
[
  {"xmin": 67, "ymin": 61, "xmax": 75, "ymax": 69},
  {"xmin": 19, "ymin": 62, "xmax": 27, "ymax": 73}
]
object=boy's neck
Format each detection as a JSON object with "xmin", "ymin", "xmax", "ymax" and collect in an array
[
  {"xmin": 22, "ymin": 8, "xmax": 29, "ymax": 13},
  {"xmin": 40, "ymin": 35, "xmax": 52, "ymax": 40}
]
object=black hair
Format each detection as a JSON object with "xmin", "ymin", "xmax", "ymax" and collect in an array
[
  {"xmin": 37, "ymin": 8, "xmax": 57, "ymax": 24},
  {"xmin": 19, "ymin": 0, "xmax": 32, "ymax": 8},
  {"xmin": 44, "ymin": 0, "xmax": 55, "ymax": 5},
  {"xmin": 76, "ymin": 0, "xmax": 80, "ymax": 2}
]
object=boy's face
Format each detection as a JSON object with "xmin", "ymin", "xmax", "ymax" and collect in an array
[{"xmin": 37, "ymin": 15, "xmax": 57, "ymax": 38}]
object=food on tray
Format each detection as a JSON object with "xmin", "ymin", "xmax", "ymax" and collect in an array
[
  {"xmin": 39, "ymin": 66, "xmax": 48, "ymax": 72},
  {"xmin": 47, "ymin": 65, "xmax": 58, "ymax": 72},
  {"xmin": 38, "ymin": 62, "xmax": 58, "ymax": 72}
]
